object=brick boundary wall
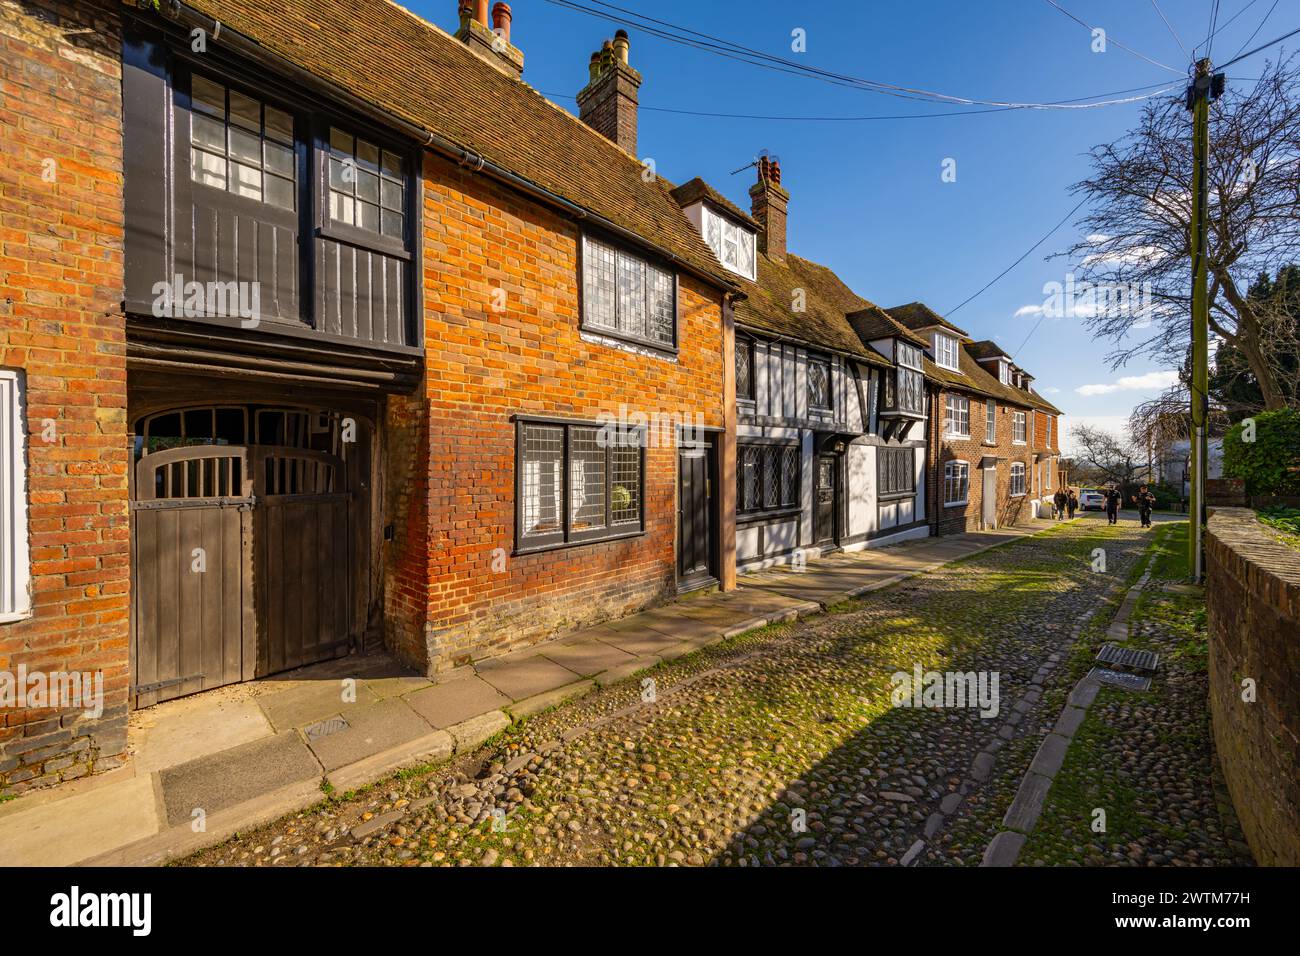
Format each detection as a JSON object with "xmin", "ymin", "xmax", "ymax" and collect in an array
[
  {"xmin": 0, "ymin": 0, "xmax": 130, "ymax": 794},
  {"xmin": 1205, "ymin": 507, "xmax": 1300, "ymax": 866}
]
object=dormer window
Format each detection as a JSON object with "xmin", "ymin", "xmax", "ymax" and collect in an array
[
  {"xmin": 998, "ymin": 361, "xmax": 1010, "ymax": 385},
  {"xmin": 701, "ymin": 205, "xmax": 756, "ymax": 280},
  {"xmin": 934, "ymin": 332, "xmax": 959, "ymax": 371}
]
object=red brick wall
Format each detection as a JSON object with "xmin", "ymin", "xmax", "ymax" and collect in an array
[
  {"xmin": 929, "ymin": 388, "xmax": 1036, "ymax": 536},
  {"xmin": 0, "ymin": 0, "xmax": 128, "ymax": 793},
  {"xmin": 386, "ymin": 154, "xmax": 727, "ymax": 673}
]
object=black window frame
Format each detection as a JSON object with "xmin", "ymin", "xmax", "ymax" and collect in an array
[
  {"xmin": 578, "ymin": 232, "xmax": 679, "ymax": 353},
  {"xmin": 806, "ymin": 352, "xmax": 833, "ymax": 413},
  {"xmin": 130, "ymin": 32, "xmax": 422, "ymax": 351},
  {"xmin": 736, "ymin": 334, "xmax": 756, "ymax": 403},
  {"xmin": 514, "ymin": 416, "xmax": 647, "ymax": 555},
  {"xmin": 737, "ymin": 440, "xmax": 800, "ymax": 517},
  {"xmin": 877, "ymin": 446, "xmax": 915, "ymax": 499},
  {"xmin": 315, "ymin": 118, "xmax": 413, "ymax": 262}
]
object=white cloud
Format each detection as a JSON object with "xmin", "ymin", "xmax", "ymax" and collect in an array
[
  {"xmin": 1014, "ymin": 304, "xmax": 1043, "ymax": 318},
  {"xmin": 1059, "ymin": 415, "xmax": 1131, "ymax": 455},
  {"xmin": 1074, "ymin": 370, "xmax": 1179, "ymax": 396},
  {"xmin": 1043, "ymin": 386, "xmax": 1060, "ymax": 395}
]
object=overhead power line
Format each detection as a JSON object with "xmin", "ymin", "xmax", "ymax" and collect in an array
[
  {"xmin": 944, "ymin": 195, "xmax": 1091, "ymax": 323},
  {"xmin": 1229, "ymin": 0, "xmax": 1280, "ymax": 61},
  {"xmin": 1040, "ymin": 0, "xmax": 1184, "ymax": 74},
  {"xmin": 1195, "ymin": 0, "xmax": 1264, "ymax": 56},
  {"xmin": 1217, "ymin": 23, "xmax": 1300, "ymax": 68},
  {"xmin": 1150, "ymin": 0, "xmax": 1189, "ymax": 60},
  {"xmin": 543, "ymin": 0, "xmax": 1179, "ymax": 110},
  {"xmin": 541, "ymin": 81, "xmax": 1180, "ymax": 122}
]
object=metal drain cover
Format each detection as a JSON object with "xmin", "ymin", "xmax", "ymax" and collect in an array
[
  {"xmin": 1096, "ymin": 644, "xmax": 1159, "ymax": 674},
  {"xmin": 303, "ymin": 715, "xmax": 349, "ymax": 741},
  {"xmin": 1089, "ymin": 667, "xmax": 1152, "ymax": 692}
]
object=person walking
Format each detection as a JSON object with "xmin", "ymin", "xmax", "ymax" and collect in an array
[
  {"xmin": 1104, "ymin": 486, "xmax": 1122, "ymax": 525},
  {"xmin": 1132, "ymin": 485, "xmax": 1156, "ymax": 528},
  {"xmin": 1053, "ymin": 487, "xmax": 1068, "ymax": 521},
  {"xmin": 1067, "ymin": 489, "xmax": 1078, "ymax": 520}
]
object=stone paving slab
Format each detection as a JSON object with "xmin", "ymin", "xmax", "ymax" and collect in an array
[
  {"xmin": 159, "ymin": 732, "xmax": 321, "ymax": 827},
  {"xmin": 0, "ymin": 773, "xmax": 160, "ymax": 867},
  {"xmin": 404, "ymin": 676, "xmax": 511, "ymax": 729},
  {"xmin": 540, "ymin": 639, "xmax": 639, "ymax": 677},
  {"xmin": 257, "ymin": 679, "xmax": 380, "ymax": 732},
  {"xmin": 596, "ymin": 627, "xmax": 691, "ymax": 658},
  {"xmin": 306, "ymin": 697, "xmax": 435, "ymax": 772},
  {"xmin": 476, "ymin": 654, "xmax": 583, "ymax": 701}
]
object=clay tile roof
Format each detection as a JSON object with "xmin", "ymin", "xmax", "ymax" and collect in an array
[
  {"xmin": 731, "ymin": 252, "xmax": 889, "ymax": 366},
  {"xmin": 177, "ymin": 0, "xmax": 734, "ymax": 290},
  {"xmin": 924, "ymin": 343, "xmax": 1063, "ymax": 415},
  {"xmin": 670, "ymin": 177, "xmax": 759, "ymax": 229},
  {"xmin": 846, "ymin": 306, "xmax": 930, "ymax": 349},
  {"xmin": 884, "ymin": 301, "xmax": 970, "ymax": 339},
  {"xmin": 967, "ymin": 340, "xmax": 1011, "ymax": 361}
]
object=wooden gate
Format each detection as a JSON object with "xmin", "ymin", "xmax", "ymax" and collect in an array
[
  {"xmin": 130, "ymin": 420, "xmax": 356, "ymax": 707},
  {"xmin": 131, "ymin": 446, "xmax": 254, "ymax": 707},
  {"xmin": 253, "ymin": 447, "xmax": 351, "ymax": 676}
]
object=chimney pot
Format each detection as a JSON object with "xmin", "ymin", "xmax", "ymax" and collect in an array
[
  {"xmin": 750, "ymin": 156, "xmax": 789, "ymax": 260},
  {"xmin": 492, "ymin": 1, "xmax": 511, "ymax": 42},
  {"xmin": 474, "ymin": 0, "xmax": 489, "ymax": 25},
  {"xmin": 577, "ymin": 32, "xmax": 643, "ymax": 155}
]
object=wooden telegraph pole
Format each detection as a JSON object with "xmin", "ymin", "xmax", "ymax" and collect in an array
[{"xmin": 1186, "ymin": 59, "xmax": 1224, "ymax": 582}]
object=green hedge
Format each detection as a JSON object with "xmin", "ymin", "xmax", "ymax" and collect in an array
[{"xmin": 1223, "ymin": 407, "xmax": 1300, "ymax": 496}]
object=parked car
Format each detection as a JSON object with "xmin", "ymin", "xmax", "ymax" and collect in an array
[{"xmin": 1079, "ymin": 488, "xmax": 1107, "ymax": 511}]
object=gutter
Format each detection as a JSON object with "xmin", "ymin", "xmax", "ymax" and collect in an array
[{"xmin": 148, "ymin": 1, "xmax": 741, "ymax": 298}]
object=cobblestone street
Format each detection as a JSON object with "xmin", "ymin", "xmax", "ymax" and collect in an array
[{"xmin": 185, "ymin": 518, "xmax": 1241, "ymax": 867}]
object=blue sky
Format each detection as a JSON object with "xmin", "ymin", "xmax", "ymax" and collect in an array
[{"xmin": 408, "ymin": 0, "xmax": 1291, "ymax": 451}]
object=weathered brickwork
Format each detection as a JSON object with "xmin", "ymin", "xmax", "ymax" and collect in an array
[
  {"xmin": 929, "ymin": 387, "xmax": 1055, "ymax": 536},
  {"xmin": 1206, "ymin": 507, "xmax": 1300, "ymax": 866},
  {"xmin": 385, "ymin": 154, "xmax": 726, "ymax": 674},
  {"xmin": 0, "ymin": 0, "xmax": 129, "ymax": 792}
]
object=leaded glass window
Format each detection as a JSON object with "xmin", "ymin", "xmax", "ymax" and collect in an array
[
  {"xmin": 738, "ymin": 443, "xmax": 799, "ymax": 514},
  {"xmin": 807, "ymin": 354, "xmax": 831, "ymax": 411},
  {"xmin": 582, "ymin": 235, "xmax": 676, "ymax": 348}
]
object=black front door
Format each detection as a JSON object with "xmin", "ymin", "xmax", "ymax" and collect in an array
[
  {"xmin": 678, "ymin": 443, "xmax": 715, "ymax": 587},
  {"xmin": 816, "ymin": 453, "xmax": 838, "ymax": 548}
]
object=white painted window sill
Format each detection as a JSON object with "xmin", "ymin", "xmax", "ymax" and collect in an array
[
  {"xmin": 944, "ymin": 499, "xmax": 969, "ymax": 508},
  {"xmin": 0, "ymin": 610, "xmax": 33, "ymax": 625}
]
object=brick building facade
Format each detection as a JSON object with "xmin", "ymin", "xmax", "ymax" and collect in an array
[
  {"xmin": 0, "ymin": 0, "xmax": 131, "ymax": 792},
  {"xmin": 883, "ymin": 305, "xmax": 1060, "ymax": 536}
]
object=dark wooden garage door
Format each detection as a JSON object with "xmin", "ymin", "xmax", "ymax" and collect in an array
[{"xmin": 130, "ymin": 409, "xmax": 356, "ymax": 707}]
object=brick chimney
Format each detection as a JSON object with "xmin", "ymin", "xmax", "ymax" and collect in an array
[
  {"xmin": 577, "ymin": 30, "xmax": 642, "ymax": 155},
  {"xmin": 749, "ymin": 156, "xmax": 789, "ymax": 260},
  {"xmin": 455, "ymin": 0, "xmax": 524, "ymax": 79}
]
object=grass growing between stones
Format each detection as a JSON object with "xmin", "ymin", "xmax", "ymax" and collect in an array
[
  {"xmin": 183, "ymin": 520, "xmax": 1160, "ymax": 867},
  {"xmin": 1017, "ymin": 521, "xmax": 1253, "ymax": 867}
]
